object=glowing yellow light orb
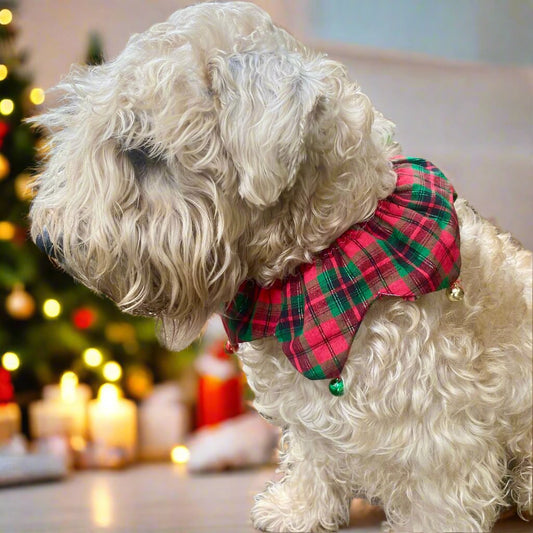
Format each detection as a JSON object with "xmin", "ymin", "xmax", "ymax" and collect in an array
[
  {"xmin": 0, "ymin": 9, "xmax": 13, "ymax": 25},
  {"xmin": 171, "ymin": 445, "xmax": 190, "ymax": 464},
  {"xmin": 0, "ymin": 65, "xmax": 7, "ymax": 81},
  {"xmin": 30, "ymin": 88, "xmax": 45, "ymax": 106},
  {"xmin": 43, "ymin": 298, "xmax": 61, "ymax": 318},
  {"xmin": 0, "ymin": 221, "xmax": 15, "ymax": 240},
  {"xmin": 2, "ymin": 351, "xmax": 20, "ymax": 371},
  {"xmin": 0, "ymin": 99, "xmax": 14, "ymax": 116},
  {"xmin": 83, "ymin": 347, "xmax": 103, "ymax": 367},
  {"xmin": 103, "ymin": 361, "xmax": 122, "ymax": 382}
]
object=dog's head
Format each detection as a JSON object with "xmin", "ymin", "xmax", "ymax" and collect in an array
[{"xmin": 30, "ymin": 1, "xmax": 398, "ymax": 350}]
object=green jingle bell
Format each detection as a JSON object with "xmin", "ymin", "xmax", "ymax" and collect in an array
[{"xmin": 329, "ymin": 377, "xmax": 345, "ymax": 396}]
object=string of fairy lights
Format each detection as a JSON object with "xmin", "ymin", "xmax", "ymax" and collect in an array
[
  {"xmin": 0, "ymin": 7, "xmax": 126, "ymax": 387},
  {"xmin": 0, "ymin": 7, "xmax": 44, "ymax": 199},
  {"xmin": 2, "ymin": 345, "xmax": 125, "ymax": 382},
  {"xmin": 0, "ymin": 10, "xmax": 45, "ymax": 114}
]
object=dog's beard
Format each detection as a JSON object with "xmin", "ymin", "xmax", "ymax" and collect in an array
[{"xmin": 156, "ymin": 313, "xmax": 209, "ymax": 352}]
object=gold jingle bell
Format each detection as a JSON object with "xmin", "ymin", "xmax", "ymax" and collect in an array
[{"xmin": 446, "ymin": 281, "xmax": 464, "ymax": 302}]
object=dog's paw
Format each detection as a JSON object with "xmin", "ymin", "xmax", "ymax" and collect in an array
[{"xmin": 251, "ymin": 484, "xmax": 338, "ymax": 533}]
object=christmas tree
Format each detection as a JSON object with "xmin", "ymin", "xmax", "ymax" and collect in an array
[{"xmin": 0, "ymin": 4, "xmax": 196, "ymax": 415}]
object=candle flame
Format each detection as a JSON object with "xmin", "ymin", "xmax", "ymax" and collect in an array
[
  {"xmin": 98, "ymin": 383, "xmax": 121, "ymax": 405},
  {"xmin": 60, "ymin": 371, "xmax": 78, "ymax": 403}
]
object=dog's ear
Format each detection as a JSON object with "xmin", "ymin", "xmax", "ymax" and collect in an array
[{"xmin": 207, "ymin": 50, "xmax": 323, "ymax": 208}]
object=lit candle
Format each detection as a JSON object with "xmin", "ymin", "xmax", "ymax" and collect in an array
[
  {"xmin": 43, "ymin": 371, "xmax": 91, "ymax": 402},
  {"xmin": 29, "ymin": 372, "xmax": 90, "ymax": 439},
  {"xmin": 88, "ymin": 384, "xmax": 137, "ymax": 461}
]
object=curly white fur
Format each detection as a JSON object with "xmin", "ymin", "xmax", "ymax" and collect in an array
[
  {"xmin": 29, "ymin": 2, "xmax": 531, "ymax": 531},
  {"xmin": 244, "ymin": 200, "xmax": 532, "ymax": 532}
]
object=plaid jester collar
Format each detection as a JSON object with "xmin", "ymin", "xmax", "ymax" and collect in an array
[{"xmin": 221, "ymin": 157, "xmax": 461, "ymax": 384}]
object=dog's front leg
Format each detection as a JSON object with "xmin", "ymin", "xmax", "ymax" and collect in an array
[{"xmin": 251, "ymin": 430, "xmax": 351, "ymax": 532}]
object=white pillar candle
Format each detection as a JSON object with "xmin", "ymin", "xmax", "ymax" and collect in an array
[
  {"xmin": 138, "ymin": 383, "xmax": 189, "ymax": 460},
  {"xmin": 29, "ymin": 372, "xmax": 90, "ymax": 439},
  {"xmin": 29, "ymin": 401, "xmax": 72, "ymax": 438},
  {"xmin": 88, "ymin": 384, "xmax": 137, "ymax": 460}
]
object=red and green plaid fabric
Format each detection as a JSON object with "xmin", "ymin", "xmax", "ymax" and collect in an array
[{"xmin": 221, "ymin": 157, "xmax": 461, "ymax": 380}]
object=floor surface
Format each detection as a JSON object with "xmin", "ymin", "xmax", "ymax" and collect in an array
[{"xmin": 0, "ymin": 463, "xmax": 530, "ymax": 532}]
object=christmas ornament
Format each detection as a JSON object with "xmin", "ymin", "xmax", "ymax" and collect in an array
[
  {"xmin": 0, "ymin": 152, "xmax": 9, "ymax": 180},
  {"xmin": 72, "ymin": 307, "xmax": 97, "ymax": 329},
  {"xmin": 5, "ymin": 284, "xmax": 35, "ymax": 320}
]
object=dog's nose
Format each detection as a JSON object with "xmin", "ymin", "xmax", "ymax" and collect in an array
[{"xmin": 35, "ymin": 227, "xmax": 63, "ymax": 263}]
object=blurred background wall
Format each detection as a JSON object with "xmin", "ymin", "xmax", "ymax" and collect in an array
[
  {"xmin": 16, "ymin": 0, "xmax": 533, "ymax": 248},
  {"xmin": 310, "ymin": 0, "xmax": 532, "ymax": 66}
]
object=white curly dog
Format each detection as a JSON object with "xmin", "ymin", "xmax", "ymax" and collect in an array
[{"xmin": 30, "ymin": 2, "xmax": 531, "ymax": 531}]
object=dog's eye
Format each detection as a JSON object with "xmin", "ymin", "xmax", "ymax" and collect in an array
[
  {"xmin": 123, "ymin": 145, "xmax": 164, "ymax": 179},
  {"xmin": 125, "ymin": 146, "xmax": 151, "ymax": 173}
]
